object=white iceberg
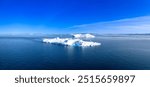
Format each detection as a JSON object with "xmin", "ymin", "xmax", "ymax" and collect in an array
[
  {"xmin": 72, "ymin": 34, "xmax": 95, "ymax": 38},
  {"xmin": 43, "ymin": 37, "xmax": 101, "ymax": 47}
]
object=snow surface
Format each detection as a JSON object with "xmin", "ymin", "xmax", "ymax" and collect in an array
[
  {"xmin": 43, "ymin": 37, "xmax": 101, "ymax": 47},
  {"xmin": 72, "ymin": 34, "xmax": 95, "ymax": 38}
]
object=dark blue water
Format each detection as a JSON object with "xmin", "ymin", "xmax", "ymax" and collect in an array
[{"xmin": 0, "ymin": 36, "xmax": 150, "ymax": 70}]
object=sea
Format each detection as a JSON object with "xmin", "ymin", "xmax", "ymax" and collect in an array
[{"xmin": 0, "ymin": 34, "xmax": 150, "ymax": 70}]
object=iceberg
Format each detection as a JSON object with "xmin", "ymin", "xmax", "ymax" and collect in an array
[
  {"xmin": 43, "ymin": 37, "xmax": 101, "ymax": 47},
  {"xmin": 72, "ymin": 34, "xmax": 95, "ymax": 38}
]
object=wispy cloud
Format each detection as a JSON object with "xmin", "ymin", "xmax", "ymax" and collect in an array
[
  {"xmin": 69, "ymin": 16, "xmax": 150, "ymax": 34},
  {"xmin": 1, "ymin": 16, "xmax": 150, "ymax": 34}
]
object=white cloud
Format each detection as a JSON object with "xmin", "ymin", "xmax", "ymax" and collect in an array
[{"xmin": 69, "ymin": 16, "xmax": 150, "ymax": 34}]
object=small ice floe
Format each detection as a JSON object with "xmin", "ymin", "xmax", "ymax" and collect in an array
[
  {"xmin": 43, "ymin": 37, "xmax": 101, "ymax": 47},
  {"xmin": 72, "ymin": 34, "xmax": 95, "ymax": 38}
]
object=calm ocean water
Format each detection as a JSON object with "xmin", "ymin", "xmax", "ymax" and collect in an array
[{"xmin": 0, "ymin": 35, "xmax": 150, "ymax": 70}]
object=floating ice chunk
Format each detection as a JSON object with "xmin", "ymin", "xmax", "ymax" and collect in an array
[
  {"xmin": 72, "ymin": 34, "xmax": 95, "ymax": 38},
  {"xmin": 43, "ymin": 37, "xmax": 101, "ymax": 47}
]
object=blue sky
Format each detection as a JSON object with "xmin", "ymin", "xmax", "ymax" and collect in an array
[{"xmin": 0, "ymin": 0, "xmax": 150, "ymax": 34}]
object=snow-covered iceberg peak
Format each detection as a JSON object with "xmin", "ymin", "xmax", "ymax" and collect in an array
[
  {"xmin": 72, "ymin": 34, "xmax": 95, "ymax": 38},
  {"xmin": 43, "ymin": 37, "xmax": 101, "ymax": 47}
]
